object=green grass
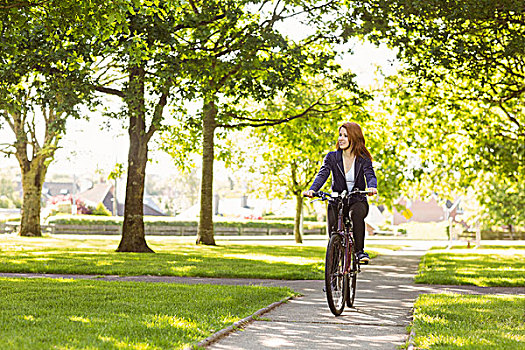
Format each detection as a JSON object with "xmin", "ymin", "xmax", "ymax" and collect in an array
[
  {"xmin": 410, "ymin": 294, "xmax": 525, "ymax": 349},
  {"xmin": 415, "ymin": 248, "xmax": 525, "ymax": 286},
  {"xmin": 0, "ymin": 277, "xmax": 294, "ymax": 349},
  {"xmin": 0, "ymin": 236, "xmax": 382, "ymax": 280},
  {"xmin": 448, "ymin": 245, "xmax": 525, "ymax": 250}
]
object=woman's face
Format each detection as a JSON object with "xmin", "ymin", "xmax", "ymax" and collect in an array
[{"xmin": 338, "ymin": 127, "xmax": 350, "ymax": 150}]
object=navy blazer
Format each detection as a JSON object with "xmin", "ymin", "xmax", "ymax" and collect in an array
[{"xmin": 309, "ymin": 150, "xmax": 377, "ymax": 203}]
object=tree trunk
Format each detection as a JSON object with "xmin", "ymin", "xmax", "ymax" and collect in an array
[
  {"xmin": 117, "ymin": 65, "xmax": 153, "ymax": 253},
  {"xmin": 294, "ymin": 193, "xmax": 304, "ymax": 244},
  {"xmin": 508, "ymin": 224, "xmax": 515, "ymax": 240},
  {"xmin": 19, "ymin": 163, "xmax": 46, "ymax": 237},
  {"xmin": 196, "ymin": 100, "xmax": 217, "ymax": 245}
]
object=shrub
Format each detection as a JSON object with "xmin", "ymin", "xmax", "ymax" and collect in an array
[
  {"xmin": 46, "ymin": 215, "xmax": 325, "ymax": 230},
  {"xmin": 12, "ymin": 197, "xmax": 22, "ymax": 209},
  {"xmin": 91, "ymin": 203, "xmax": 112, "ymax": 216},
  {"xmin": 0, "ymin": 196, "xmax": 15, "ymax": 209},
  {"xmin": 263, "ymin": 215, "xmax": 318, "ymax": 222}
]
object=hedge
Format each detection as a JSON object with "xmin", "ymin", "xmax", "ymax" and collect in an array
[
  {"xmin": 46, "ymin": 215, "xmax": 325, "ymax": 230},
  {"xmin": 263, "ymin": 215, "xmax": 319, "ymax": 222}
]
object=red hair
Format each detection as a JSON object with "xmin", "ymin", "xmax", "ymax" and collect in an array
[{"xmin": 337, "ymin": 122, "xmax": 373, "ymax": 160}]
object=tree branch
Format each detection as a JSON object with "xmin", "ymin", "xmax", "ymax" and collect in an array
[
  {"xmin": 260, "ymin": 0, "xmax": 338, "ymax": 26},
  {"xmin": 1, "ymin": 110, "xmax": 16, "ymax": 133},
  {"xmin": 145, "ymin": 91, "xmax": 169, "ymax": 141},
  {"xmin": 218, "ymin": 103, "xmax": 345, "ymax": 129},
  {"xmin": 498, "ymin": 100, "xmax": 522, "ymax": 129},
  {"xmin": 172, "ymin": 13, "xmax": 226, "ymax": 32},
  {"xmin": 0, "ymin": 0, "xmax": 48, "ymax": 9},
  {"xmin": 188, "ymin": 0, "xmax": 199, "ymax": 14},
  {"xmin": 27, "ymin": 112, "xmax": 40, "ymax": 156},
  {"xmin": 0, "ymin": 143, "xmax": 16, "ymax": 157},
  {"xmin": 94, "ymin": 86, "xmax": 125, "ymax": 98}
]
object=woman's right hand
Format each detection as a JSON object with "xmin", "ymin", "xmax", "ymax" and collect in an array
[{"xmin": 303, "ymin": 190, "xmax": 314, "ymax": 198}]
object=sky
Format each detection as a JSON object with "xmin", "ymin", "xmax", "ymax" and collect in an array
[{"xmin": 0, "ymin": 26, "xmax": 399, "ymax": 182}]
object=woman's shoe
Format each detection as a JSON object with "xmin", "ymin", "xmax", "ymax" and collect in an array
[{"xmin": 357, "ymin": 251, "xmax": 370, "ymax": 263}]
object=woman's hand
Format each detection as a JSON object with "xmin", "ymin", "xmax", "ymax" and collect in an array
[
  {"xmin": 367, "ymin": 188, "xmax": 378, "ymax": 196},
  {"xmin": 303, "ymin": 190, "xmax": 314, "ymax": 198}
]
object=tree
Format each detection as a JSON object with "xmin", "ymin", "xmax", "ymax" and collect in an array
[
  {"xmin": 479, "ymin": 174, "xmax": 525, "ymax": 235},
  {"xmin": 249, "ymin": 78, "xmax": 367, "ymax": 243},
  {"xmin": 162, "ymin": 0, "xmax": 349, "ymax": 245},
  {"xmin": 377, "ymin": 71, "xmax": 525, "ymax": 227},
  {"xmin": 88, "ymin": 1, "xmax": 236, "ymax": 252},
  {"xmin": 338, "ymin": 1, "xmax": 524, "ymax": 226},
  {"xmin": 346, "ymin": 0, "xmax": 524, "ymax": 181},
  {"xmin": 0, "ymin": 2, "xmax": 104, "ymax": 236},
  {"xmin": 245, "ymin": 75, "xmax": 431, "ymax": 241}
]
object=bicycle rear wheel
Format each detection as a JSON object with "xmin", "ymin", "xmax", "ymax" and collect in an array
[
  {"xmin": 325, "ymin": 234, "xmax": 347, "ymax": 316},
  {"xmin": 346, "ymin": 251, "xmax": 357, "ymax": 307}
]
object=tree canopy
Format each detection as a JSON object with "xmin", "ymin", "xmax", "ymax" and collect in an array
[{"xmin": 345, "ymin": 0, "xmax": 524, "ymax": 181}]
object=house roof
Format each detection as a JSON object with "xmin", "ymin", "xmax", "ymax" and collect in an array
[
  {"xmin": 143, "ymin": 196, "xmax": 164, "ymax": 214},
  {"xmin": 446, "ymin": 197, "xmax": 462, "ymax": 211},
  {"xmin": 77, "ymin": 183, "xmax": 113, "ymax": 206},
  {"xmin": 41, "ymin": 182, "xmax": 80, "ymax": 197},
  {"xmin": 116, "ymin": 198, "xmax": 166, "ymax": 216}
]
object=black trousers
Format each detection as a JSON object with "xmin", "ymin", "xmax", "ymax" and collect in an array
[{"xmin": 327, "ymin": 201, "xmax": 369, "ymax": 252}]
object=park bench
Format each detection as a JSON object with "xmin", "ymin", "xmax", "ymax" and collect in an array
[
  {"xmin": 456, "ymin": 230, "xmax": 478, "ymax": 247},
  {"xmin": 457, "ymin": 230, "xmax": 476, "ymax": 241}
]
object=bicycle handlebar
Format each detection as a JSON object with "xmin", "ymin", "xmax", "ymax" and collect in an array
[{"xmin": 305, "ymin": 189, "xmax": 374, "ymax": 201}]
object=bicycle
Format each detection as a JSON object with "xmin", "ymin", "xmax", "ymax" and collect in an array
[{"xmin": 309, "ymin": 189, "xmax": 373, "ymax": 316}]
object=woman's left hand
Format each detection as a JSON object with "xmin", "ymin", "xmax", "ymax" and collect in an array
[{"xmin": 367, "ymin": 188, "xmax": 378, "ymax": 196}]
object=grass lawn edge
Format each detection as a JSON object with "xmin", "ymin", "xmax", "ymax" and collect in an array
[{"xmin": 187, "ymin": 295, "xmax": 295, "ymax": 350}]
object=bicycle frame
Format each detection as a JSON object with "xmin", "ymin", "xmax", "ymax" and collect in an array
[{"xmin": 332, "ymin": 195, "xmax": 359, "ymax": 275}]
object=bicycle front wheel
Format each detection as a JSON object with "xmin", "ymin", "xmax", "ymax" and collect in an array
[{"xmin": 325, "ymin": 234, "xmax": 347, "ymax": 316}]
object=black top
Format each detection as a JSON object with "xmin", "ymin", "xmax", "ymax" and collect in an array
[{"xmin": 309, "ymin": 149, "xmax": 377, "ymax": 203}]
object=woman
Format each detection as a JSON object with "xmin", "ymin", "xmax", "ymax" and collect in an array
[{"xmin": 304, "ymin": 122, "xmax": 378, "ymax": 262}]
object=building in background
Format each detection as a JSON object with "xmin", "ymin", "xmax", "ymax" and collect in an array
[{"xmin": 392, "ymin": 196, "xmax": 462, "ymax": 224}]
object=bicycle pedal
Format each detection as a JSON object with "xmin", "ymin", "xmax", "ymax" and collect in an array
[{"xmin": 358, "ymin": 260, "xmax": 369, "ymax": 265}]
